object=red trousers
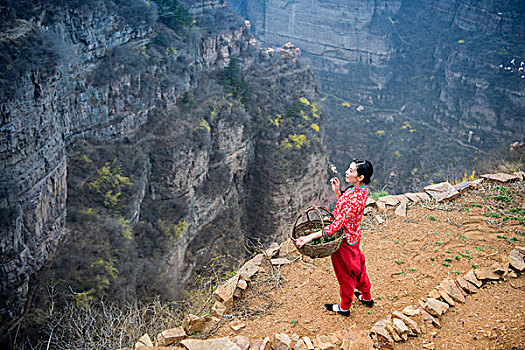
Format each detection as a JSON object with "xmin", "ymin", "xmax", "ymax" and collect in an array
[{"xmin": 330, "ymin": 240, "xmax": 372, "ymax": 310}]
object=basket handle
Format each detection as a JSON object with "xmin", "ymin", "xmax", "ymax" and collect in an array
[{"xmin": 291, "ymin": 205, "xmax": 334, "ymax": 241}]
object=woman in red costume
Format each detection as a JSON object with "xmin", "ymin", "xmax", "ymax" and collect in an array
[{"xmin": 296, "ymin": 160, "xmax": 374, "ymax": 316}]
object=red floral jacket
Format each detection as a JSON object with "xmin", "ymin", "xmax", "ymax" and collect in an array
[{"xmin": 324, "ymin": 185, "xmax": 369, "ymax": 245}]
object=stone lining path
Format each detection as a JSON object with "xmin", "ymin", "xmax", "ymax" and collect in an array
[{"xmin": 126, "ymin": 172, "xmax": 525, "ymax": 350}]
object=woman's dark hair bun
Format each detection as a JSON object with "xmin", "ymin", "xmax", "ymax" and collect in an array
[{"xmin": 353, "ymin": 159, "xmax": 373, "ymax": 185}]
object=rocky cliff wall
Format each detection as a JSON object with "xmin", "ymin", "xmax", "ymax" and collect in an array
[
  {"xmin": 239, "ymin": 0, "xmax": 400, "ymax": 69},
  {"xmin": 2, "ymin": 0, "xmax": 322, "ymax": 330},
  {"xmin": 228, "ymin": 0, "xmax": 525, "ymax": 190},
  {"xmin": 50, "ymin": 46, "xmax": 330, "ymax": 309}
]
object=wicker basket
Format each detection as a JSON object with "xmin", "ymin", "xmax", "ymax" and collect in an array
[{"xmin": 291, "ymin": 206, "xmax": 344, "ymax": 258}]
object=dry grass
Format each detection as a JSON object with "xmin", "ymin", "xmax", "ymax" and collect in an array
[
  {"xmin": 10, "ymin": 254, "xmax": 245, "ymax": 350},
  {"xmin": 0, "ymin": 20, "xmax": 32, "ymax": 43}
]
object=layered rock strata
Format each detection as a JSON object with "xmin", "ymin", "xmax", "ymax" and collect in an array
[
  {"xmin": 228, "ymin": 0, "xmax": 525, "ymax": 190},
  {"xmin": 2, "ymin": 0, "xmax": 311, "ymax": 329}
]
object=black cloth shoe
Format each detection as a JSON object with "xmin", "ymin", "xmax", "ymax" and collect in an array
[
  {"xmin": 354, "ymin": 291, "xmax": 374, "ymax": 307},
  {"xmin": 324, "ymin": 303, "xmax": 350, "ymax": 317}
]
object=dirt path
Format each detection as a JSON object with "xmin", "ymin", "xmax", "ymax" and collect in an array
[{"xmin": 214, "ymin": 182, "xmax": 525, "ymax": 349}]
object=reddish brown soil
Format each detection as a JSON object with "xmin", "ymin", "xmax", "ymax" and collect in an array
[{"xmin": 215, "ymin": 182, "xmax": 525, "ymax": 349}]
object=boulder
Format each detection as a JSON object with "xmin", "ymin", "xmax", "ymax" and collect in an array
[
  {"xmin": 509, "ymin": 249, "xmax": 525, "ymax": 271},
  {"xmin": 202, "ymin": 317, "xmax": 221, "ymax": 334},
  {"xmin": 456, "ymin": 276, "xmax": 480, "ymax": 294},
  {"xmin": 229, "ymin": 319, "xmax": 246, "ymax": 332},
  {"xmin": 475, "ymin": 267, "xmax": 502, "ymax": 281},
  {"xmin": 427, "ymin": 289, "xmax": 441, "ymax": 300},
  {"xmin": 370, "ymin": 317, "xmax": 394, "ymax": 343},
  {"xmin": 135, "ymin": 333, "xmax": 154, "ymax": 349},
  {"xmin": 340, "ymin": 328, "xmax": 373, "ymax": 350},
  {"xmin": 212, "ymin": 301, "xmax": 228, "ymax": 316},
  {"xmin": 453, "ymin": 278, "xmax": 468, "ymax": 297},
  {"xmin": 181, "ymin": 337, "xmax": 242, "ymax": 350},
  {"xmin": 270, "ymin": 258, "xmax": 291, "ymax": 266},
  {"xmin": 265, "ymin": 242, "xmax": 281, "ymax": 258},
  {"xmin": 375, "ymin": 334, "xmax": 395, "ymax": 350},
  {"xmin": 318, "ymin": 343, "xmax": 336, "ymax": 350},
  {"xmin": 384, "ymin": 321, "xmax": 402, "ymax": 342},
  {"xmin": 238, "ymin": 255, "xmax": 263, "ymax": 280},
  {"xmin": 392, "ymin": 311, "xmax": 421, "ymax": 334},
  {"xmin": 182, "ymin": 314, "xmax": 219, "ymax": 335},
  {"xmin": 406, "ymin": 312, "xmax": 427, "ymax": 334},
  {"xmin": 469, "ymin": 179, "xmax": 484, "ymax": 188},
  {"xmin": 415, "ymin": 192, "xmax": 431, "ymax": 201},
  {"xmin": 237, "ymin": 279, "xmax": 248, "ymax": 290},
  {"xmin": 418, "ymin": 307, "xmax": 441, "ymax": 328},
  {"xmin": 370, "ymin": 324, "xmax": 393, "ymax": 343},
  {"xmin": 392, "ymin": 318, "xmax": 409, "ymax": 340},
  {"xmin": 375, "ymin": 215, "xmax": 384, "ymax": 224},
  {"xmin": 436, "ymin": 288, "xmax": 455, "ymax": 306},
  {"xmin": 293, "ymin": 339, "xmax": 309, "ymax": 350},
  {"xmin": 366, "ymin": 197, "xmax": 376, "ymax": 206},
  {"xmin": 234, "ymin": 279, "xmax": 248, "ymax": 298},
  {"xmin": 464, "ymin": 269, "xmax": 482, "ymax": 287},
  {"xmin": 453, "ymin": 181, "xmax": 470, "ymax": 191},
  {"xmin": 314, "ymin": 335, "xmax": 331, "ymax": 345},
  {"xmin": 231, "ymin": 335, "xmax": 251, "ymax": 350},
  {"xmin": 393, "ymin": 195, "xmax": 410, "ymax": 204},
  {"xmin": 394, "ymin": 202, "xmax": 407, "ymax": 217},
  {"xmin": 233, "ymin": 289, "xmax": 242, "ymax": 299},
  {"xmin": 401, "ymin": 305, "xmax": 420, "ymax": 317},
  {"xmin": 157, "ymin": 327, "xmax": 186, "ymax": 346},
  {"xmin": 279, "ymin": 239, "xmax": 298, "ymax": 257},
  {"xmin": 376, "ymin": 201, "xmax": 387, "ymax": 213},
  {"xmin": 326, "ymin": 334, "xmax": 341, "ymax": 347},
  {"xmin": 423, "ymin": 298, "xmax": 449, "ymax": 317},
  {"xmin": 424, "ymin": 182, "xmax": 459, "ymax": 202},
  {"xmin": 492, "ymin": 260, "xmax": 508, "ymax": 275},
  {"xmin": 480, "ymin": 173, "xmax": 520, "ymax": 183},
  {"xmin": 215, "ymin": 274, "xmax": 240, "ymax": 308},
  {"xmin": 250, "ymin": 337, "xmax": 272, "ymax": 350},
  {"xmin": 378, "ymin": 196, "xmax": 399, "ymax": 206},
  {"xmin": 404, "ymin": 193, "xmax": 421, "ymax": 203},
  {"xmin": 302, "ymin": 336, "xmax": 315, "ymax": 350},
  {"xmin": 437, "ymin": 278, "xmax": 465, "ymax": 303},
  {"xmin": 312, "ymin": 335, "xmax": 335, "ymax": 350},
  {"xmin": 273, "ymin": 333, "xmax": 292, "ymax": 350}
]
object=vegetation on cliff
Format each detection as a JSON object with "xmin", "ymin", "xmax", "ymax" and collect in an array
[
  {"xmin": 0, "ymin": 0, "xmax": 331, "ymax": 347},
  {"xmin": 154, "ymin": 0, "xmax": 193, "ymax": 30}
]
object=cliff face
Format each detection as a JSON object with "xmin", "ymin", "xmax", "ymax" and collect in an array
[
  {"xmin": 241, "ymin": 0, "xmax": 400, "ymax": 68},
  {"xmin": 0, "ymin": 0, "xmax": 330, "ymax": 329},
  {"xmin": 228, "ymin": 0, "xmax": 525, "ymax": 190}
]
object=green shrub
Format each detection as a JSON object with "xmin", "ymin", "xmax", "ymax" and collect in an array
[
  {"xmin": 219, "ymin": 56, "xmax": 249, "ymax": 101},
  {"xmin": 370, "ymin": 190, "xmax": 389, "ymax": 200},
  {"xmin": 87, "ymin": 160, "xmax": 132, "ymax": 208},
  {"xmin": 154, "ymin": 0, "xmax": 193, "ymax": 30}
]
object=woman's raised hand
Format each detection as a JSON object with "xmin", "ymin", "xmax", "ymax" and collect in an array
[{"xmin": 330, "ymin": 177, "xmax": 340, "ymax": 194}]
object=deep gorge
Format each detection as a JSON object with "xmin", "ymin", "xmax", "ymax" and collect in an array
[
  {"xmin": 228, "ymin": 0, "xmax": 525, "ymax": 190},
  {"xmin": 0, "ymin": 0, "xmax": 330, "ymax": 340}
]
